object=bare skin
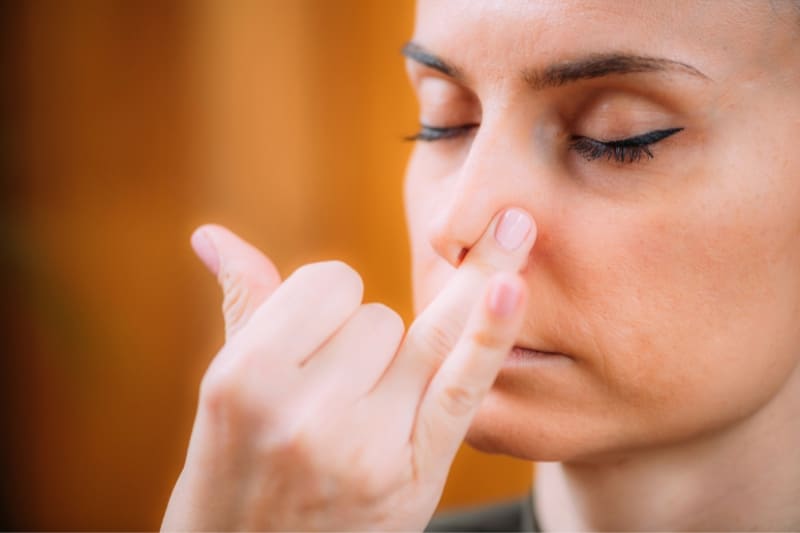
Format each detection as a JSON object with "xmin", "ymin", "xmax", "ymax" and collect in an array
[{"xmin": 163, "ymin": 1, "xmax": 800, "ymax": 530}]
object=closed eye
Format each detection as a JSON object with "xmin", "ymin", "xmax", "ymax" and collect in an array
[
  {"xmin": 404, "ymin": 123, "xmax": 479, "ymax": 142},
  {"xmin": 405, "ymin": 124, "xmax": 684, "ymax": 166},
  {"xmin": 569, "ymin": 128, "xmax": 684, "ymax": 164}
]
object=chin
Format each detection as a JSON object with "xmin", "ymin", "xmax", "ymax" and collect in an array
[
  {"xmin": 463, "ymin": 422, "xmax": 582, "ymax": 463},
  {"xmin": 463, "ymin": 399, "xmax": 591, "ymax": 462},
  {"xmin": 463, "ymin": 388, "xmax": 649, "ymax": 464}
]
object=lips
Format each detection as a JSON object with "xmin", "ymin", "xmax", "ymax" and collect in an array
[{"xmin": 508, "ymin": 345, "xmax": 569, "ymax": 360}]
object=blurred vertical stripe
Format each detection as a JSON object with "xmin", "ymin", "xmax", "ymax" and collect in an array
[{"xmin": 1, "ymin": 0, "xmax": 22, "ymax": 528}]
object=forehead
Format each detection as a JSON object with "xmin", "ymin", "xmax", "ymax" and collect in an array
[{"xmin": 412, "ymin": 0, "xmax": 775, "ymax": 81}]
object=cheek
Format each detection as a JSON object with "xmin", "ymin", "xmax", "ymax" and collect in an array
[
  {"xmin": 556, "ymin": 184, "xmax": 800, "ymax": 439},
  {"xmin": 405, "ymin": 131, "xmax": 800, "ymax": 457}
]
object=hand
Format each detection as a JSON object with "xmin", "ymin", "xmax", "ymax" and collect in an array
[{"xmin": 162, "ymin": 208, "xmax": 536, "ymax": 531}]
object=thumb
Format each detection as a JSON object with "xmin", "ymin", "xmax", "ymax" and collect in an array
[{"xmin": 190, "ymin": 224, "xmax": 282, "ymax": 341}]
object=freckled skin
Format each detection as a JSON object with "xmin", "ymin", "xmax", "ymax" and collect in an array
[{"xmin": 404, "ymin": 0, "xmax": 800, "ymax": 462}]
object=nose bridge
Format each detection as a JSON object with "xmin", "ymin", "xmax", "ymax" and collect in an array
[{"xmin": 428, "ymin": 125, "xmax": 527, "ymax": 267}]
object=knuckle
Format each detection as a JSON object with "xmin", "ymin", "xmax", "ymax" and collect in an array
[
  {"xmin": 221, "ymin": 274, "xmax": 255, "ymax": 329},
  {"xmin": 198, "ymin": 363, "xmax": 242, "ymax": 417},
  {"xmin": 218, "ymin": 258, "xmax": 250, "ymax": 291},
  {"xmin": 198, "ymin": 346, "xmax": 275, "ymax": 423},
  {"xmin": 263, "ymin": 425, "xmax": 300, "ymax": 455},
  {"xmin": 470, "ymin": 327, "xmax": 506, "ymax": 350},
  {"xmin": 260, "ymin": 419, "xmax": 314, "ymax": 461},
  {"xmin": 409, "ymin": 315, "xmax": 460, "ymax": 362},
  {"xmin": 438, "ymin": 382, "xmax": 479, "ymax": 418},
  {"xmin": 342, "ymin": 449, "xmax": 392, "ymax": 504},
  {"xmin": 218, "ymin": 263, "xmax": 244, "ymax": 296},
  {"xmin": 351, "ymin": 471, "xmax": 386, "ymax": 505}
]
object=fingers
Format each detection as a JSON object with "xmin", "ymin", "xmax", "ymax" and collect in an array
[
  {"xmin": 301, "ymin": 303, "xmax": 405, "ymax": 403},
  {"xmin": 191, "ymin": 224, "xmax": 282, "ymax": 341},
  {"xmin": 374, "ymin": 207, "xmax": 536, "ymax": 402},
  {"xmin": 235, "ymin": 260, "xmax": 364, "ymax": 367},
  {"xmin": 411, "ymin": 272, "xmax": 527, "ymax": 475}
]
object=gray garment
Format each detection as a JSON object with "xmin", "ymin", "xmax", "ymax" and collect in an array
[{"xmin": 425, "ymin": 490, "xmax": 540, "ymax": 532}]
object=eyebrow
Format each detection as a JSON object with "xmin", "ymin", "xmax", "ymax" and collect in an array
[
  {"xmin": 401, "ymin": 41, "xmax": 461, "ymax": 78},
  {"xmin": 401, "ymin": 41, "xmax": 710, "ymax": 89}
]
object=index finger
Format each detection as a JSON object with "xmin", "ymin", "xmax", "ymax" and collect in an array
[{"xmin": 372, "ymin": 207, "xmax": 536, "ymax": 402}]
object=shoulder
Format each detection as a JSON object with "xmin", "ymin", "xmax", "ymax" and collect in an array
[{"xmin": 424, "ymin": 494, "xmax": 539, "ymax": 532}]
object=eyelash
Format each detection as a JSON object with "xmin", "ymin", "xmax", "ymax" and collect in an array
[
  {"xmin": 569, "ymin": 128, "xmax": 683, "ymax": 163},
  {"xmin": 405, "ymin": 124, "xmax": 479, "ymax": 142},
  {"xmin": 406, "ymin": 124, "xmax": 684, "ymax": 164}
]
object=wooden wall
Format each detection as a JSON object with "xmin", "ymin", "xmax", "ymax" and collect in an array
[{"xmin": 3, "ymin": 1, "xmax": 532, "ymax": 529}]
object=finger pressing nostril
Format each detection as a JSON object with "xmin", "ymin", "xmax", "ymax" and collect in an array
[{"xmin": 494, "ymin": 208, "xmax": 532, "ymax": 251}]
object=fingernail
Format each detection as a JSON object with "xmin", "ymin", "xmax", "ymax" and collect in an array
[
  {"xmin": 191, "ymin": 229, "xmax": 220, "ymax": 276},
  {"xmin": 495, "ymin": 208, "xmax": 532, "ymax": 251},
  {"xmin": 488, "ymin": 278, "xmax": 521, "ymax": 317}
]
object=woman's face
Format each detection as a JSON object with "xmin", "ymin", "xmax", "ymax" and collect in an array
[{"xmin": 403, "ymin": 0, "xmax": 800, "ymax": 461}]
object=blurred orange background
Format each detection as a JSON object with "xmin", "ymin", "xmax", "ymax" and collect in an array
[{"xmin": 2, "ymin": 1, "xmax": 532, "ymax": 529}]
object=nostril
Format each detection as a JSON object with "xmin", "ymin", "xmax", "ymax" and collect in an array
[{"xmin": 428, "ymin": 217, "xmax": 471, "ymax": 267}]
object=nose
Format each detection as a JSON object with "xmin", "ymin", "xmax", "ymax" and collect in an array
[
  {"xmin": 428, "ymin": 182, "xmax": 491, "ymax": 268},
  {"xmin": 427, "ymin": 132, "xmax": 535, "ymax": 268}
]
